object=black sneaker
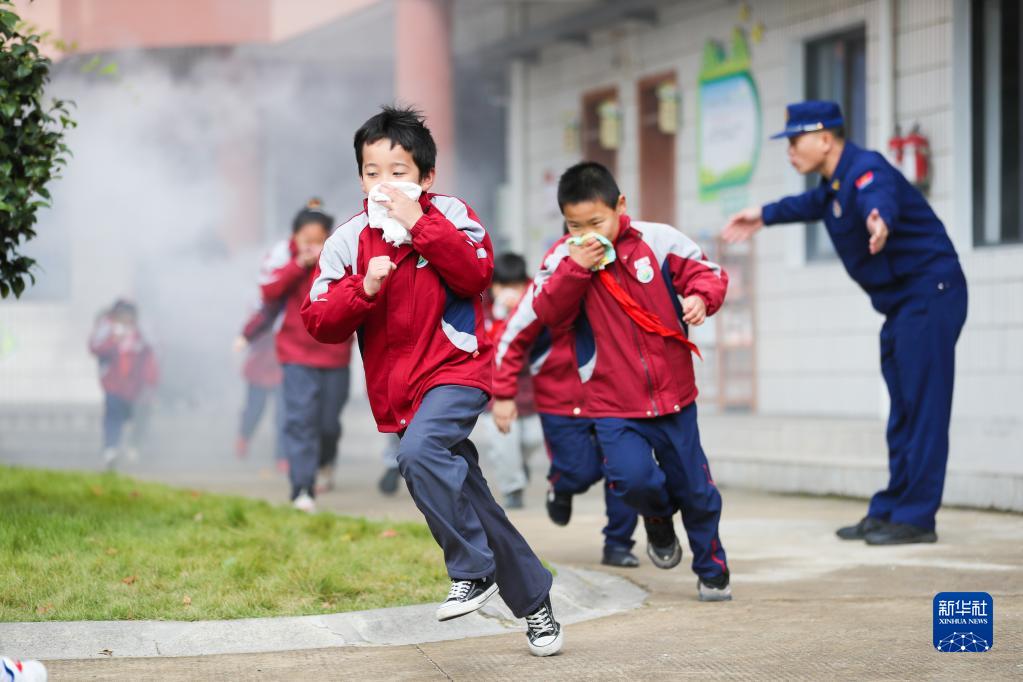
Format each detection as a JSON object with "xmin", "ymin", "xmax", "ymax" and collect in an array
[
  {"xmin": 435, "ymin": 576, "xmax": 499, "ymax": 622},
  {"xmin": 865, "ymin": 522, "xmax": 937, "ymax": 545},
  {"xmin": 836, "ymin": 516, "xmax": 888, "ymax": 540},
  {"xmin": 697, "ymin": 570, "xmax": 732, "ymax": 602},
  {"xmin": 525, "ymin": 595, "xmax": 563, "ymax": 657},
  {"xmin": 378, "ymin": 466, "xmax": 401, "ymax": 495},
  {"xmin": 601, "ymin": 546, "xmax": 640, "ymax": 568},
  {"xmin": 644, "ymin": 516, "xmax": 683, "ymax": 569},
  {"xmin": 546, "ymin": 489, "xmax": 572, "ymax": 526},
  {"xmin": 504, "ymin": 489, "xmax": 524, "ymax": 510}
]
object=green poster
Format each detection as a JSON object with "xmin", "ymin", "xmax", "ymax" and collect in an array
[{"xmin": 697, "ymin": 28, "xmax": 762, "ymax": 201}]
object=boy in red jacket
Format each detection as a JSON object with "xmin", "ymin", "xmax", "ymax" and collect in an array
[
  {"xmin": 302, "ymin": 106, "xmax": 562, "ymax": 657},
  {"xmin": 531, "ymin": 162, "xmax": 732, "ymax": 601},
  {"xmin": 493, "ymin": 294, "xmax": 640, "ymax": 568},
  {"xmin": 88, "ymin": 299, "xmax": 159, "ymax": 470},
  {"xmin": 233, "ymin": 299, "xmax": 284, "ymax": 467},
  {"xmin": 261, "ymin": 205, "xmax": 354, "ymax": 512}
]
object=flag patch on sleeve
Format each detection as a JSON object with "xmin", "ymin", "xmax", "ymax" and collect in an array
[{"xmin": 855, "ymin": 171, "xmax": 874, "ymax": 189}]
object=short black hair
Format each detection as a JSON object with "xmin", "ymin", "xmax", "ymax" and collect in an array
[
  {"xmin": 557, "ymin": 162, "xmax": 621, "ymax": 211},
  {"xmin": 493, "ymin": 252, "xmax": 529, "ymax": 285},
  {"xmin": 826, "ymin": 126, "xmax": 845, "ymax": 140},
  {"xmin": 354, "ymin": 105, "xmax": 437, "ymax": 177},
  {"xmin": 292, "ymin": 204, "xmax": 334, "ymax": 234}
]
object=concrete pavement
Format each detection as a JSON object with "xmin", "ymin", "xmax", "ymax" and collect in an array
[{"xmin": 6, "ymin": 406, "xmax": 1022, "ymax": 679}]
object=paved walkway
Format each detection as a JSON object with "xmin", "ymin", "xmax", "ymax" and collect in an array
[{"xmin": 13, "ymin": 413, "xmax": 1023, "ymax": 680}]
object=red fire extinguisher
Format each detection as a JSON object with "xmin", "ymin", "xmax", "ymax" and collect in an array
[{"xmin": 887, "ymin": 124, "xmax": 931, "ymax": 192}]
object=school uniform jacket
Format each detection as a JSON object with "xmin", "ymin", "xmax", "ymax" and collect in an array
[
  {"xmin": 88, "ymin": 317, "xmax": 159, "ymax": 400},
  {"xmin": 301, "ymin": 193, "xmax": 494, "ymax": 433},
  {"xmin": 260, "ymin": 239, "xmax": 353, "ymax": 370},
  {"xmin": 494, "ymin": 290, "xmax": 588, "ymax": 417},
  {"xmin": 529, "ymin": 215, "xmax": 728, "ymax": 419}
]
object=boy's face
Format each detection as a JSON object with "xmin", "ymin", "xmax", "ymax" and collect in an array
[
  {"xmin": 492, "ymin": 282, "xmax": 528, "ymax": 308},
  {"xmin": 562, "ymin": 194, "xmax": 627, "ymax": 243},
  {"xmin": 359, "ymin": 139, "xmax": 435, "ymax": 193}
]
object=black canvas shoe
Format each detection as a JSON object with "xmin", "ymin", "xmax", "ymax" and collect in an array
[
  {"xmin": 836, "ymin": 516, "xmax": 889, "ymax": 540},
  {"xmin": 435, "ymin": 576, "xmax": 499, "ymax": 622},
  {"xmin": 697, "ymin": 570, "xmax": 733, "ymax": 602},
  {"xmin": 378, "ymin": 466, "xmax": 401, "ymax": 495},
  {"xmin": 865, "ymin": 522, "xmax": 937, "ymax": 545},
  {"xmin": 525, "ymin": 595, "xmax": 563, "ymax": 657},
  {"xmin": 644, "ymin": 516, "xmax": 683, "ymax": 569},
  {"xmin": 546, "ymin": 489, "xmax": 572, "ymax": 526},
  {"xmin": 601, "ymin": 545, "xmax": 640, "ymax": 568}
]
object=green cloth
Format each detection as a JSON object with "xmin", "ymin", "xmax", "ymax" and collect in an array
[{"xmin": 565, "ymin": 232, "xmax": 616, "ymax": 271}]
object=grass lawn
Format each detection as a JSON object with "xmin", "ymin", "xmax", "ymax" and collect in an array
[{"xmin": 0, "ymin": 465, "xmax": 448, "ymax": 622}]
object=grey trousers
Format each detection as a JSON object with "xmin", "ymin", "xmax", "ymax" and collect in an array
[{"xmin": 397, "ymin": 385, "xmax": 553, "ymax": 618}]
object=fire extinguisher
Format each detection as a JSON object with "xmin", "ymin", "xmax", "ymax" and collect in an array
[{"xmin": 887, "ymin": 124, "xmax": 931, "ymax": 192}]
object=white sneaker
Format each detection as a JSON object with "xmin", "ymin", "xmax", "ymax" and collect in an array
[
  {"xmin": 101, "ymin": 448, "xmax": 119, "ymax": 470},
  {"xmin": 1, "ymin": 656, "xmax": 47, "ymax": 682},
  {"xmin": 697, "ymin": 575, "xmax": 733, "ymax": 602},
  {"xmin": 123, "ymin": 446, "xmax": 139, "ymax": 463},
  {"xmin": 292, "ymin": 492, "xmax": 316, "ymax": 514}
]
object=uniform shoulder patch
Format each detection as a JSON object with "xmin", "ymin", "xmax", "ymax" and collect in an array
[{"xmin": 855, "ymin": 171, "xmax": 874, "ymax": 189}]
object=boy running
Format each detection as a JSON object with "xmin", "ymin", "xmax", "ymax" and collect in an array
[{"xmin": 301, "ymin": 106, "xmax": 563, "ymax": 656}]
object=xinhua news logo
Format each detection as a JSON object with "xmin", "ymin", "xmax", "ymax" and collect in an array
[{"xmin": 933, "ymin": 592, "xmax": 993, "ymax": 652}]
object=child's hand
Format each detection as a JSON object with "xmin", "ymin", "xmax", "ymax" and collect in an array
[
  {"xmin": 363, "ymin": 255, "xmax": 396, "ymax": 297},
  {"xmin": 376, "ymin": 184, "xmax": 425, "ymax": 230},
  {"xmin": 492, "ymin": 399, "xmax": 518, "ymax": 434},
  {"xmin": 568, "ymin": 237, "xmax": 605, "ymax": 271},
  {"xmin": 232, "ymin": 336, "xmax": 248, "ymax": 353},
  {"xmin": 297, "ymin": 243, "xmax": 323, "ymax": 268},
  {"xmin": 682, "ymin": 295, "xmax": 707, "ymax": 326}
]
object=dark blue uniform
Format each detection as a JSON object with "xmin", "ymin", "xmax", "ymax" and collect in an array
[{"xmin": 762, "ymin": 141, "xmax": 967, "ymax": 531}]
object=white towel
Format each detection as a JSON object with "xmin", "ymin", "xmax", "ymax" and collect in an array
[{"xmin": 367, "ymin": 182, "xmax": 423, "ymax": 246}]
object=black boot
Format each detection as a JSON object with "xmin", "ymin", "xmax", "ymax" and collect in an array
[
  {"xmin": 865, "ymin": 523, "xmax": 937, "ymax": 545},
  {"xmin": 836, "ymin": 516, "xmax": 889, "ymax": 540}
]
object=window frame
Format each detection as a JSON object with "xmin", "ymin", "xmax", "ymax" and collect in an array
[{"xmin": 802, "ymin": 25, "xmax": 868, "ymax": 262}]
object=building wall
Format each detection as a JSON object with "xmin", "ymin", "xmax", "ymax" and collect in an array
[{"xmin": 508, "ymin": 0, "xmax": 1022, "ymax": 507}]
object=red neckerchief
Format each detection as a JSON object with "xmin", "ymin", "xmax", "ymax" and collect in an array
[{"xmin": 595, "ymin": 215, "xmax": 702, "ymax": 359}]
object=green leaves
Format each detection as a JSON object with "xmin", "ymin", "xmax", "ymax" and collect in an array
[
  {"xmin": 0, "ymin": 0, "xmax": 75, "ymax": 299},
  {"xmin": 0, "ymin": 9, "xmax": 18, "ymax": 32}
]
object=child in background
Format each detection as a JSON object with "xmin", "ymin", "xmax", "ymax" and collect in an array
[
  {"xmin": 493, "ymin": 292, "xmax": 640, "ymax": 567},
  {"xmin": 302, "ymin": 106, "xmax": 563, "ymax": 656},
  {"xmin": 261, "ymin": 203, "xmax": 354, "ymax": 512},
  {"xmin": 88, "ymin": 299, "xmax": 159, "ymax": 470},
  {"xmin": 233, "ymin": 299, "xmax": 285, "ymax": 469},
  {"xmin": 484, "ymin": 253, "xmax": 544, "ymax": 509},
  {"xmin": 530, "ymin": 161, "xmax": 733, "ymax": 601},
  {"xmin": 377, "ymin": 435, "xmax": 401, "ymax": 495}
]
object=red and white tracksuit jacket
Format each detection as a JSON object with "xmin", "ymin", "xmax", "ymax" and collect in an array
[
  {"xmin": 260, "ymin": 238, "xmax": 353, "ymax": 370},
  {"xmin": 240, "ymin": 302, "xmax": 283, "ymax": 388},
  {"xmin": 493, "ymin": 288, "xmax": 583, "ymax": 416},
  {"xmin": 526, "ymin": 214, "xmax": 728, "ymax": 418},
  {"xmin": 301, "ymin": 193, "xmax": 494, "ymax": 433},
  {"xmin": 88, "ymin": 317, "xmax": 159, "ymax": 400}
]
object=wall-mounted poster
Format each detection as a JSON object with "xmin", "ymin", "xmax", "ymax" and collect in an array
[{"xmin": 698, "ymin": 28, "xmax": 761, "ymax": 201}]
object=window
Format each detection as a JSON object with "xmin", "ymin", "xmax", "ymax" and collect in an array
[
  {"xmin": 972, "ymin": 0, "xmax": 1022, "ymax": 246},
  {"xmin": 638, "ymin": 73, "xmax": 677, "ymax": 225},
  {"xmin": 581, "ymin": 87, "xmax": 619, "ymax": 175},
  {"xmin": 804, "ymin": 27, "xmax": 867, "ymax": 260}
]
